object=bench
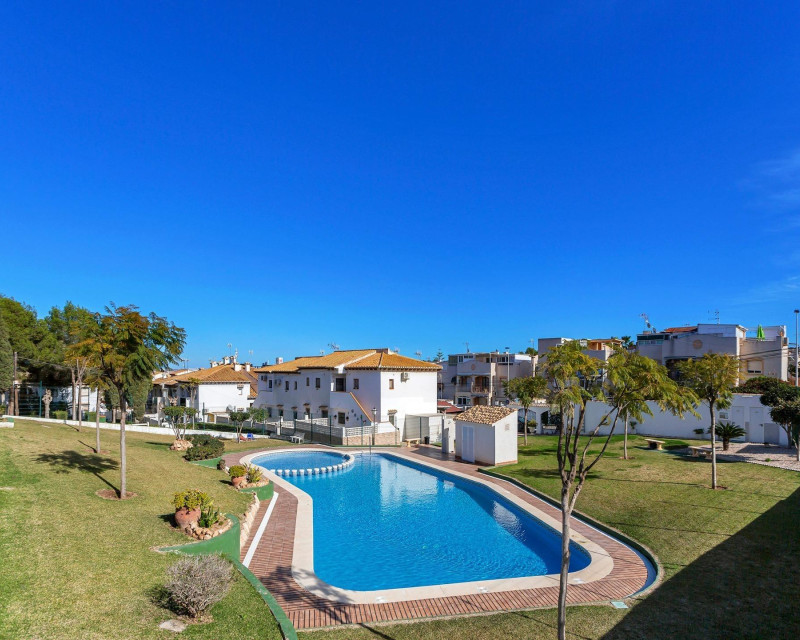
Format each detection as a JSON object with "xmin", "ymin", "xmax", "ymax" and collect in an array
[
  {"xmin": 403, "ymin": 438, "xmax": 421, "ymax": 448},
  {"xmin": 688, "ymin": 445, "xmax": 714, "ymax": 458},
  {"xmin": 645, "ymin": 438, "xmax": 666, "ymax": 450},
  {"xmin": 290, "ymin": 435, "xmax": 304, "ymax": 444}
]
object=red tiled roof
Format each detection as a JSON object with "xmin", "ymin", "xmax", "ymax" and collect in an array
[{"xmin": 663, "ymin": 326, "xmax": 697, "ymax": 334}]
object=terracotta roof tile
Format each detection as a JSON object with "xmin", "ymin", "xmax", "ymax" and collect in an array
[
  {"xmin": 152, "ymin": 363, "xmax": 256, "ymax": 386},
  {"xmin": 455, "ymin": 405, "xmax": 516, "ymax": 425},
  {"xmin": 345, "ymin": 352, "xmax": 441, "ymax": 371}
]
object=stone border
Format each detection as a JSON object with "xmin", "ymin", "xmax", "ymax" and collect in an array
[
  {"xmin": 239, "ymin": 448, "xmax": 615, "ymax": 605},
  {"xmin": 257, "ymin": 451, "xmax": 355, "ymax": 477}
]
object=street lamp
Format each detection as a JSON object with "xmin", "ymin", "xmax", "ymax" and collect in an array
[
  {"xmin": 795, "ymin": 310, "xmax": 799, "ymax": 387},
  {"xmin": 505, "ymin": 346, "xmax": 510, "ymax": 404}
]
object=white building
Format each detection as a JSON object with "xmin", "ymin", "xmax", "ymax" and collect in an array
[
  {"xmin": 636, "ymin": 324, "xmax": 789, "ymax": 383},
  {"xmin": 455, "ymin": 405, "xmax": 518, "ymax": 465},
  {"xmin": 439, "ymin": 351, "xmax": 535, "ymax": 408},
  {"xmin": 149, "ymin": 356, "xmax": 257, "ymax": 419},
  {"xmin": 253, "ymin": 348, "xmax": 440, "ymax": 442}
]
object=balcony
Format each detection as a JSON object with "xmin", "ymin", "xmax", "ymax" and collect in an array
[{"xmin": 456, "ymin": 384, "xmax": 490, "ymax": 394}]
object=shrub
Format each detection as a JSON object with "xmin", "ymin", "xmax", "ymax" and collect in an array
[
  {"xmin": 228, "ymin": 464, "xmax": 247, "ymax": 479},
  {"xmin": 184, "ymin": 434, "xmax": 224, "ymax": 461},
  {"xmin": 693, "ymin": 428, "xmax": 705, "ymax": 436},
  {"xmin": 246, "ymin": 464, "xmax": 263, "ymax": 484},
  {"xmin": 0, "ymin": 403, "xmax": 7, "ymax": 414},
  {"xmin": 164, "ymin": 555, "xmax": 232, "ymax": 618},
  {"xmin": 198, "ymin": 505, "xmax": 223, "ymax": 528},
  {"xmin": 172, "ymin": 489, "xmax": 213, "ymax": 511},
  {"xmin": 53, "ymin": 410, "xmax": 68, "ymax": 419}
]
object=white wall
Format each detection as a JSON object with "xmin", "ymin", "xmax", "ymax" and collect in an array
[
  {"xmin": 455, "ymin": 414, "xmax": 517, "ymax": 465},
  {"xmin": 587, "ymin": 393, "xmax": 789, "ymax": 446},
  {"xmin": 196, "ymin": 383, "xmax": 251, "ymax": 414}
]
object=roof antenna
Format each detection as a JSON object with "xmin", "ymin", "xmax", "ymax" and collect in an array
[
  {"xmin": 328, "ymin": 342, "xmax": 340, "ymax": 351},
  {"xmin": 465, "ymin": 341, "xmax": 470, "ymax": 353}
]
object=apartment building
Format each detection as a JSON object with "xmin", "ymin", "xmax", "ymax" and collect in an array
[
  {"xmin": 636, "ymin": 324, "xmax": 789, "ymax": 383},
  {"xmin": 253, "ymin": 348, "xmax": 439, "ymax": 440},
  {"xmin": 149, "ymin": 355, "xmax": 257, "ymax": 418},
  {"xmin": 439, "ymin": 351, "xmax": 535, "ymax": 408}
]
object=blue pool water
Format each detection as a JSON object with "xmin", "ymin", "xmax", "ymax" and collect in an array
[
  {"xmin": 252, "ymin": 451, "xmax": 347, "ymax": 470},
  {"xmin": 280, "ymin": 452, "xmax": 591, "ymax": 591}
]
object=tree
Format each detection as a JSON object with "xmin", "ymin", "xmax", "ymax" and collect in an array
[
  {"xmin": 70, "ymin": 304, "xmax": 185, "ymax": 497},
  {"xmin": 677, "ymin": 353, "xmax": 740, "ymax": 489},
  {"xmin": 768, "ymin": 401, "xmax": 800, "ymax": 460},
  {"xmin": 435, "ymin": 349, "xmax": 444, "ymax": 363},
  {"xmin": 249, "ymin": 407, "xmax": 268, "ymax": 425},
  {"xmin": 544, "ymin": 342, "xmax": 695, "ymax": 640},
  {"xmin": 163, "ymin": 406, "xmax": 196, "ymax": 443},
  {"xmin": 524, "ymin": 346, "xmax": 537, "ymax": 374},
  {"xmin": 759, "ymin": 381, "xmax": 800, "ymax": 460},
  {"xmin": 714, "ymin": 421, "xmax": 746, "ymax": 451},
  {"xmin": 229, "ymin": 410, "xmax": 250, "ymax": 441},
  {"xmin": 503, "ymin": 376, "xmax": 547, "ymax": 445}
]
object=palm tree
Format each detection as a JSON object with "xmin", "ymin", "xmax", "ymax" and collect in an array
[{"xmin": 714, "ymin": 421, "xmax": 745, "ymax": 451}]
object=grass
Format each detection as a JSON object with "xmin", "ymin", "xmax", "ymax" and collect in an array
[
  {"xmin": 300, "ymin": 435, "xmax": 800, "ymax": 640},
  {"xmin": 0, "ymin": 419, "xmax": 289, "ymax": 640}
]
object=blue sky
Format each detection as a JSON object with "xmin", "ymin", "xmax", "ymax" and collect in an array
[{"xmin": 2, "ymin": 1, "xmax": 800, "ymax": 365}]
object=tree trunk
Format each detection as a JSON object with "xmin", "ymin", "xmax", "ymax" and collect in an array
[
  {"xmin": 709, "ymin": 403, "xmax": 717, "ymax": 489},
  {"xmin": 557, "ymin": 487, "xmax": 571, "ymax": 640},
  {"xmin": 119, "ymin": 390, "xmax": 127, "ymax": 498},
  {"xmin": 71, "ymin": 370, "xmax": 77, "ymax": 421},
  {"xmin": 95, "ymin": 388, "xmax": 101, "ymax": 453},
  {"xmin": 623, "ymin": 413, "xmax": 629, "ymax": 460},
  {"xmin": 523, "ymin": 406, "xmax": 528, "ymax": 446},
  {"xmin": 77, "ymin": 381, "xmax": 83, "ymax": 428}
]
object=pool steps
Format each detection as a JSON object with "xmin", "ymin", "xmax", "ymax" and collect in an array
[{"xmin": 268, "ymin": 453, "xmax": 354, "ymax": 477}]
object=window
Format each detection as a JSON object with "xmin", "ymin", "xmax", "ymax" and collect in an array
[
  {"xmin": 285, "ymin": 381, "xmax": 289, "ymax": 391},
  {"xmin": 306, "ymin": 377, "xmax": 309, "ymax": 387},
  {"xmin": 293, "ymin": 410, "xmax": 298, "ymax": 419},
  {"xmin": 294, "ymin": 381, "xmax": 298, "ymax": 390},
  {"xmin": 279, "ymin": 409, "xmax": 284, "ymax": 418},
  {"xmin": 389, "ymin": 379, "xmax": 394, "ymax": 390},
  {"xmin": 315, "ymin": 378, "xmax": 321, "ymax": 389},
  {"xmin": 335, "ymin": 378, "xmax": 345, "ymax": 392},
  {"xmin": 321, "ymin": 409, "xmax": 328, "ymax": 418},
  {"xmin": 267, "ymin": 407, "xmax": 273, "ymax": 418},
  {"xmin": 337, "ymin": 412, "xmax": 346, "ymax": 425},
  {"xmin": 268, "ymin": 379, "xmax": 273, "ymax": 389},
  {"xmin": 353, "ymin": 378, "xmax": 359, "ymax": 390}
]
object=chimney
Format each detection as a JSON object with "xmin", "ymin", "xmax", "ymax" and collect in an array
[
  {"xmin": 245, "ymin": 362, "xmax": 251, "ymax": 372},
  {"xmin": 276, "ymin": 357, "xmax": 284, "ymax": 365}
]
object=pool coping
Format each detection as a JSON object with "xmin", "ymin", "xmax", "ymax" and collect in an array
[
  {"xmin": 239, "ymin": 448, "xmax": 616, "ymax": 605},
  {"xmin": 230, "ymin": 445, "xmax": 650, "ymax": 629}
]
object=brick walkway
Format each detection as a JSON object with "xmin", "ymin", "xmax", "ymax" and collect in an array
[{"xmin": 225, "ymin": 446, "xmax": 649, "ymax": 630}]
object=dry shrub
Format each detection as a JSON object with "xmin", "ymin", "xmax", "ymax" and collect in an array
[{"xmin": 164, "ymin": 554, "xmax": 232, "ymax": 618}]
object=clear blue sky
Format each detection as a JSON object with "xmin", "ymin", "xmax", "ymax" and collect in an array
[{"xmin": 3, "ymin": 1, "xmax": 800, "ymax": 366}]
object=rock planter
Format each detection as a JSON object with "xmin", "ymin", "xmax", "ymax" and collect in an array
[
  {"xmin": 240, "ymin": 478, "xmax": 270, "ymax": 490},
  {"xmin": 174, "ymin": 506, "xmax": 201, "ymax": 528},
  {"xmin": 231, "ymin": 475, "xmax": 247, "ymax": 489},
  {"xmin": 183, "ymin": 515, "xmax": 233, "ymax": 541},
  {"xmin": 169, "ymin": 439, "xmax": 193, "ymax": 451}
]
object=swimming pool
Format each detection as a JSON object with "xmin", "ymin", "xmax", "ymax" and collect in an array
[
  {"xmin": 251, "ymin": 450, "xmax": 351, "ymax": 474},
  {"xmin": 255, "ymin": 451, "xmax": 591, "ymax": 591}
]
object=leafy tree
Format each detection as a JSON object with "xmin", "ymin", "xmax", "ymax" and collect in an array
[
  {"xmin": 503, "ymin": 376, "xmax": 547, "ymax": 445},
  {"xmin": 163, "ymin": 406, "xmax": 197, "ymax": 442},
  {"xmin": 435, "ymin": 349, "xmax": 444, "ymax": 363},
  {"xmin": 759, "ymin": 381, "xmax": 800, "ymax": 459},
  {"xmin": 249, "ymin": 407, "xmax": 268, "ymax": 424},
  {"xmin": 678, "ymin": 353, "xmax": 740, "ymax": 489},
  {"xmin": 51, "ymin": 302, "xmax": 93, "ymax": 423},
  {"xmin": 738, "ymin": 375, "xmax": 784, "ymax": 395},
  {"xmin": 544, "ymin": 341, "xmax": 695, "ymax": 640},
  {"xmin": 70, "ymin": 304, "xmax": 185, "ymax": 497},
  {"xmin": 228, "ymin": 410, "xmax": 250, "ymax": 441},
  {"xmin": 714, "ymin": 421, "xmax": 746, "ymax": 451}
]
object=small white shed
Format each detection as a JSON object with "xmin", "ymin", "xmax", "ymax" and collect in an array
[{"xmin": 454, "ymin": 405, "xmax": 518, "ymax": 466}]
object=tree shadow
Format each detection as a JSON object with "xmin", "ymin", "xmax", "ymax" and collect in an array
[
  {"xmin": 601, "ymin": 486, "xmax": 800, "ymax": 639},
  {"xmin": 32, "ymin": 449, "xmax": 119, "ymax": 493}
]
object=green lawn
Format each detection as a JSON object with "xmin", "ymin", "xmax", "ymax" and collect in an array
[
  {"xmin": 301, "ymin": 435, "xmax": 800, "ymax": 640},
  {"xmin": 0, "ymin": 419, "xmax": 288, "ymax": 640},
  {"xmin": 5, "ymin": 424, "xmax": 800, "ymax": 640}
]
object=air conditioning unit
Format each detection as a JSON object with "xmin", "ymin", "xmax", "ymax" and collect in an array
[{"xmin": 400, "ymin": 372, "xmax": 410, "ymax": 382}]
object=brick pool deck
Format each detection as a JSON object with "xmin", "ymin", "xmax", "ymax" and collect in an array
[{"xmin": 225, "ymin": 446, "xmax": 650, "ymax": 630}]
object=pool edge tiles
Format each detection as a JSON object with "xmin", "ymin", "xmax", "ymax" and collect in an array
[
  {"xmin": 240, "ymin": 447, "xmax": 616, "ymax": 606},
  {"xmin": 251, "ymin": 449, "xmax": 353, "ymax": 476}
]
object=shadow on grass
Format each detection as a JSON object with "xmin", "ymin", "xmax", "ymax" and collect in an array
[
  {"xmin": 602, "ymin": 486, "xmax": 800, "ymax": 640},
  {"xmin": 32, "ymin": 449, "xmax": 119, "ymax": 493}
]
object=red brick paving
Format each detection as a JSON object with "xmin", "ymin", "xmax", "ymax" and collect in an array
[{"xmin": 225, "ymin": 446, "xmax": 649, "ymax": 630}]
